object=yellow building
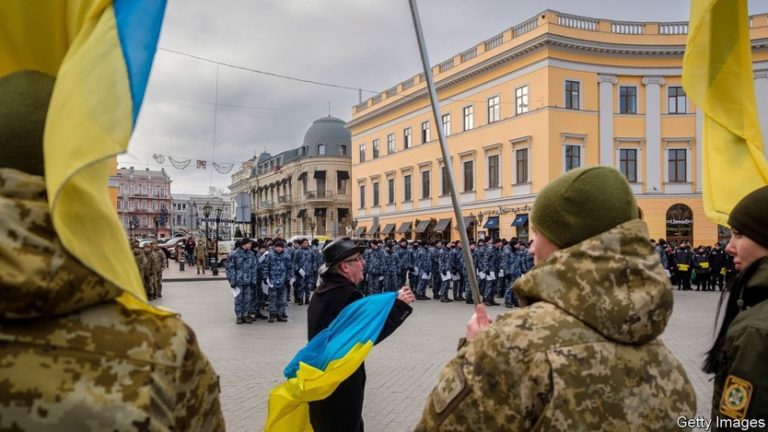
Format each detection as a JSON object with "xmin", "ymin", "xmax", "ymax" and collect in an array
[{"xmin": 348, "ymin": 10, "xmax": 768, "ymax": 246}]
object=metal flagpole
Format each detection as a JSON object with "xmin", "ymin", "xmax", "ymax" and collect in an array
[{"xmin": 408, "ymin": 0, "xmax": 482, "ymax": 306}]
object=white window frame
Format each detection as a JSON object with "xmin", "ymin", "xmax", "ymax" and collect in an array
[
  {"xmin": 463, "ymin": 105, "xmax": 474, "ymax": 131},
  {"xmin": 441, "ymin": 113, "xmax": 451, "ymax": 137},
  {"xmin": 515, "ymin": 85, "xmax": 529, "ymax": 115},
  {"xmin": 404, "ymin": 127, "xmax": 412, "ymax": 149},
  {"xmin": 387, "ymin": 133, "xmax": 396, "ymax": 154},
  {"xmin": 487, "ymin": 95, "xmax": 500, "ymax": 123},
  {"xmin": 421, "ymin": 120, "xmax": 431, "ymax": 143}
]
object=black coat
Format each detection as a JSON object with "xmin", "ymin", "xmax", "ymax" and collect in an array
[{"xmin": 307, "ymin": 272, "xmax": 412, "ymax": 432}]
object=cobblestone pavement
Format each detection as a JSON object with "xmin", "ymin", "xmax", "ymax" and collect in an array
[{"xmin": 156, "ymin": 282, "xmax": 722, "ymax": 431}]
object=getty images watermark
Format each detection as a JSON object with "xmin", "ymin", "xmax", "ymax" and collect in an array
[{"xmin": 677, "ymin": 416, "xmax": 766, "ymax": 430}]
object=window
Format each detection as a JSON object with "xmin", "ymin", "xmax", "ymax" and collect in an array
[
  {"xmin": 515, "ymin": 85, "xmax": 529, "ymax": 115},
  {"xmin": 404, "ymin": 175, "xmax": 412, "ymax": 201},
  {"xmin": 317, "ymin": 144, "xmax": 326, "ymax": 155},
  {"xmin": 387, "ymin": 133, "xmax": 395, "ymax": 154},
  {"xmin": 372, "ymin": 182, "xmax": 379, "ymax": 206},
  {"xmin": 372, "ymin": 139, "xmax": 380, "ymax": 159},
  {"xmin": 565, "ymin": 80, "xmax": 580, "ymax": 110},
  {"xmin": 301, "ymin": 147, "xmax": 307, "ymax": 156},
  {"xmin": 487, "ymin": 95, "xmax": 500, "ymax": 123},
  {"xmin": 488, "ymin": 155, "xmax": 499, "ymax": 188},
  {"xmin": 619, "ymin": 149, "xmax": 638, "ymax": 182},
  {"xmin": 516, "ymin": 148, "xmax": 529, "ymax": 183},
  {"xmin": 619, "ymin": 86, "xmax": 637, "ymax": 114},
  {"xmin": 340, "ymin": 144, "xmax": 347, "ymax": 156},
  {"xmin": 463, "ymin": 160, "xmax": 474, "ymax": 192},
  {"xmin": 421, "ymin": 170, "xmax": 431, "ymax": 199},
  {"xmin": 117, "ymin": 200, "xmax": 122, "ymax": 210},
  {"xmin": 463, "ymin": 106, "xmax": 474, "ymax": 131},
  {"xmin": 404, "ymin": 127, "xmax": 412, "ymax": 149},
  {"xmin": 441, "ymin": 166, "xmax": 450, "ymax": 195},
  {"xmin": 359, "ymin": 143, "xmax": 366, "ymax": 162},
  {"xmin": 565, "ymin": 145, "xmax": 581, "ymax": 171},
  {"xmin": 388, "ymin": 178, "xmax": 395, "ymax": 204},
  {"xmin": 337, "ymin": 177, "xmax": 348, "ymax": 194},
  {"xmin": 421, "ymin": 121, "xmax": 430, "ymax": 143},
  {"xmin": 441, "ymin": 113, "xmax": 451, "ymax": 137},
  {"xmin": 359, "ymin": 184, "xmax": 366, "ymax": 208},
  {"xmin": 668, "ymin": 149, "xmax": 687, "ymax": 182},
  {"xmin": 668, "ymin": 86, "xmax": 687, "ymax": 114}
]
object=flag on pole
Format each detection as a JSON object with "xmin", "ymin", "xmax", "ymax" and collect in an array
[
  {"xmin": 265, "ymin": 292, "xmax": 397, "ymax": 431},
  {"xmin": 683, "ymin": 0, "xmax": 768, "ymax": 225},
  {"xmin": 0, "ymin": 0, "xmax": 170, "ymax": 315}
]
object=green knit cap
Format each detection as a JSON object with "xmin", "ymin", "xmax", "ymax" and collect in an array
[
  {"xmin": 531, "ymin": 166, "xmax": 638, "ymax": 248},
  {"xmin": 728, "ymin": 185, "xmax": 768, "ymax": 249}
]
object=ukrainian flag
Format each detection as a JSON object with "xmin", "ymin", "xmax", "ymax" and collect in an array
[
  {"xmin": 0, "ymin": 1, "xmax": 169, "ymax": 314},
  {"xmin": 683, "ymin": 0, "xmax": 768, "ymax": 225},
  {"xmin": 265, "ymin": 292, "xmax": 398, "ymax": 431}
]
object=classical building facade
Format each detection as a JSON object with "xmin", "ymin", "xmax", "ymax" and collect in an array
[
  {"xmin": 113, "ymin": 167, "xmax": 172, "ymax": 239},
  {"xmin": 347, "ymin": 10, "xmax": 768, "ymax": 245},
  {"xmin": 170, "ymin": 193, "xmax": 232, "ymax": 240},
  {"xmin": 228, "ymin": 116, "xmax": 353, "ymax": 238}
]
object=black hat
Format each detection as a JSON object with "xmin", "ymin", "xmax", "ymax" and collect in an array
[
  {"xmin": 322, "ymin": 237, "xmax": 365, "ymax": 269},
  {"xmin": 274, "ymin": 240, "xmax": 286, "ymax": 248},
  {"xmin": 729, "ymin": 185, "xmax": 768, "ymax": 249}
]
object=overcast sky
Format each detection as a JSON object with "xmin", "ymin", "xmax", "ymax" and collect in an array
[{"xmin": 120, "ymin": 0, "xmax": 765, "ymax": 194}]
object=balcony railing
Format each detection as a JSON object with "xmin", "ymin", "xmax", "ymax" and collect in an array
[
  {"xmin": 304, "ymin": 190, "xmax": 334, "ymax": 201},
  {"xmin": 260, "ymin": 201, "xmax": 274, "ymax": 209}
]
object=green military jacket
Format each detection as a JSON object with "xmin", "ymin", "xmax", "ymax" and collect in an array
[
  {"xmin": 0, "ymin": 169, "xmax": 224, "ymax": 431},
  {"xmin": 416, "ymin": 219, "xmax": 696, "ymax": 431},
  {"xmin": 712, "ymin": 257, "xmax": 768, "ymax": 429}
]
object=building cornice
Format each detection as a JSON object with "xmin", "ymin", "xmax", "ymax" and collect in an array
[{"xmin": 347, "ymin": 33, "xmax": 768, "ymax": 130}]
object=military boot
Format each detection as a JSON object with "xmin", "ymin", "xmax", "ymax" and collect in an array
[{"xmin": 268, "ymin": 314, "xmax": 276, "ymax": 323}]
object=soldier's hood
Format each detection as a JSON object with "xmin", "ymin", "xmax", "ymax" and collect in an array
[
  {"xmin": 0, "ymin": 169, "xmax": 123, "ymax": 320},
  {"xmin": 513, "ymin": 219, "xmax": 673, "ymax": 344}
]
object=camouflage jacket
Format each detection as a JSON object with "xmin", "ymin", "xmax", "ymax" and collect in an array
[
  {"xmin": 225, "ymin": 246, "xmax": 258, "ymax": 288},
  {"xmin": 0, "ymin": 169, "xmax": 224, "ymax": 431},
  {"xmin": 416, "ymin": 220, "xmax": 696, "ymax": 431},
  {"xmin": 263, "ymin": 250, "xmax": 293, "ymax": 286}
]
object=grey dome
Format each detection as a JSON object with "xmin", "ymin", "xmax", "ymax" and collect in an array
[{"xmin": 302, "ymin": 116, "xmax": 351, "ymax": 153}]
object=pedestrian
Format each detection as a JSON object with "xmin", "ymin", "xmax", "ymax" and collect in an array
[
  {"xmin": 151, "ymin": 242, "xmax": 166, "ymax": 298},
  {"xmin": 0, "ymin": 1, "xmax": 224, "ymax": 428},
  {"xmin": 185, "ymin": 236, "xmax": 196, "ymax": 265},
  {"xmin": 710, "ymin": 242, "xmax": 727, "ymax": 291},
  {"xmin": 307, "ymin": 238, "xmax": 415, "ymax": 431},
  {"xmin": 416, "ymin": 167, "xmax": 695, "ymax": 430},
  {"xmin": 195, "ymin": 240, "xmax": 207, "ymax": 275},
  {"xmin": 225, "ymin": 237, "xmax": 258, "ymax": 324},
  {"xmin": 263, "ymin": 239, "xmax": 293, "ymax": 322},
  {"xmin": 703, "ymin": 185, "xmax": 768, "ymax": 425}
]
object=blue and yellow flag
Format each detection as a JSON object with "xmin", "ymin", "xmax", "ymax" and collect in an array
[
  {"xmin": 0, "ymin": 1, "xmax": 169, "ymax": 314},
  {"xmin": 683, "ymin": 0, "xmax": 768, "ymax": 225},
  {"xmin": 265, "ymin": 292, "xmax": 398, "ymax": 431}
]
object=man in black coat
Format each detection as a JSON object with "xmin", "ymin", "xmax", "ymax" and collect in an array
[{"xmin": 307, "ymin": 238, "xmax": 416, "ymax": 432}]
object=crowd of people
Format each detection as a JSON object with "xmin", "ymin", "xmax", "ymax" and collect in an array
[
  {"xmin": 654, "ymin": 239, "xmax": 735, "ymax": 291},
  {"xmin": 130, "ymin": 240, "xmax": 167, "ymax": 300}
]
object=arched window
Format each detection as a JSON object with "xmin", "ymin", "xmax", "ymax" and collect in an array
[{"xmin": 665, "ymin": 203, "xmax": 693, "ymax": 245}]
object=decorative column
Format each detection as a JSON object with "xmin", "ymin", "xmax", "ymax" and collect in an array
[
  {"xmin": 755, "ymin": 70, "xmax": 768, "ymax": 159},
  {"xmin": 598, "ymin": 74, "xmax": 617, "ymax": 167},
  {"xmin": 642, "ymin": 76, "xmax": 665, "ymax": 193}
]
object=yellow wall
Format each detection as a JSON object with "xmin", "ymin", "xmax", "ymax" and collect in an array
[{"xmin": 348, "ymin": 10, "xmax": 767, "ymax": 245}]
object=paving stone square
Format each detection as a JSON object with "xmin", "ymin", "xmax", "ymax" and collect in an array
[{"xmin": 157, "ymin": 281, "xmax": 722, "ymax": 431}]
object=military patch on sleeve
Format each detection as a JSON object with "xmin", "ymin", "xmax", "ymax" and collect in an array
[
  {"xmin": 431, "ymin": 363, "xmax": 469, "ymax": 415},
  {"xmin": 719, "ymin": 375, "xmax": 753, "ymax": 420}
]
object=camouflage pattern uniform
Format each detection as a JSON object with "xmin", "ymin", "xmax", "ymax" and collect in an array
[
  {"xmin": 0, "ymin": 169, "xmax": 224, "ymax": 431},
  {"xmin": 263, "ymin": 248, "xmax": 293, "ymax": 320},
  {"xmin": 416, "ymin": 220, "xmax": 696, "ymax": 431},
  {"xmin": 438, "ymin": 244, "xmax": 453, "ymax": 301},
  {"xmin": 194, "ymin": 241, "xmax": 207, "ymax": 274},
  {"xmin": 394, "ymin": 241, "xmax": 411, "ymax": 288},
  {"xmin": 382, "ymin": 245, "xmax": 400, "ymax": 292},
  {"xmin": 294, "ymin": 245, "xmax": 316, "ymax": 305},
  {"xmin": 225, "ymin": 245, "xmax": 258, "ymax": 321},
  {"xmin": 151, "ymin": 243, "xmax": 166, "ymax": 298},
  {"xmin": 415, "ymin": 244, "xmax": 432, "ymax": 299},
  {"xmin": 366, "ymin": 243, "xmax": 385, "ymax": 295},
  {"xmin": 142, "ymin": 245, "xmax": 156, "ymax": 299}
]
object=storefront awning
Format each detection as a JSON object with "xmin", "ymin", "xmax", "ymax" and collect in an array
[
  {"xmin": 434, "ymin": 218, "xmax": 451, "ymax": 232},
  {"xmin": 414, "ymin": 220, "xmax": 431, "ymax": 233},
  {"xmin": 298, "ymin": 171, "xmax": 307, "ymax": 181},
  {"xmin": 337, "ymin": 170, "xmax": 350, "ymax": 180},
  {"xmin": 381, "ymin": 223, "xmax": 396, "ymax": 235},
  {"xmin": 313, "ymin": 170, "xmax": 326, "ymax": 179},
  {"xmin": 296, "ymin": 209, "xmax": 306, "ymax": 218},
  {"xmin": 511, "ymin": 214, "xmax": 529, "ymax": 227},
  {"xmin": 354, "ymin": 226, "xmax": 366, "ymax": 237},
  {"xmin": 462, "ymin": 216, "xmax": 475, "ymax": 228},
  {"xmin": 369, "ymin": 222, "xmax": 380, "ymax": 235},
  {"xmin": 396, "ymin": 222, "xmax": 412, "ymax": 234},
  {"xmin": 483, "ymin": 216, "xmax": 499, "ymax": 229}
]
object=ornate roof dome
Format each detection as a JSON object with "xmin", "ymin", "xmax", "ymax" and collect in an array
[{"xmin": 302, "ymin": 116, "xmax": 351, "ymax": 150}]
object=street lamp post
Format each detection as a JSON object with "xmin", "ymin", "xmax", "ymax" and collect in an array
[
  {"xmin": 153, "ymin": 215, "xmax": 160, "ymax": 240},
  {"xmin": 212, "ymin": 206, "xmax": 222, "ymax": 275},
  {"xmin": 203, "ymin": 201, "xmax": 212, "ymax": 270},
  {"xmin": 309, "ymin": 217, "xmax": 316, "ymax": 239}
]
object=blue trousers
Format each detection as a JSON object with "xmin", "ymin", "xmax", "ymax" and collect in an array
[{"xmin": 234, "ymin": 285, "xmax": 254, "ymax": 318}]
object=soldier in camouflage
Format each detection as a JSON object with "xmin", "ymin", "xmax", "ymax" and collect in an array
[
  {"xmin": 142, "ymin": 243, "xmax": 156, "ymax": 300},
  {"xmin": 293, "ymin": 238, "xmax": 316, "ymax": 305},
  {"xmin": 416, "ymin": 167, "xmax": 695, "ymax": 431},
  {"xmin": 151, "ymin": 242, "xmax": 166, "ymax": 299},
  {"xmin": 194, "ymin": 239, "xmax": 207, "ymax": 274},
  {"xmin": 415, "ymin": 243, "xmax": 432, "ymax": 300},
  {"xmin": 225, "ymin": 238, "xmax": 258, "ymax": 324},
  {"xmin": 382, "ymin": 242, "xmax": 400, "ymax": 292},
  {"xmin": 263, "ymin": 239, "xmax": 293, "ymax": 322}
]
